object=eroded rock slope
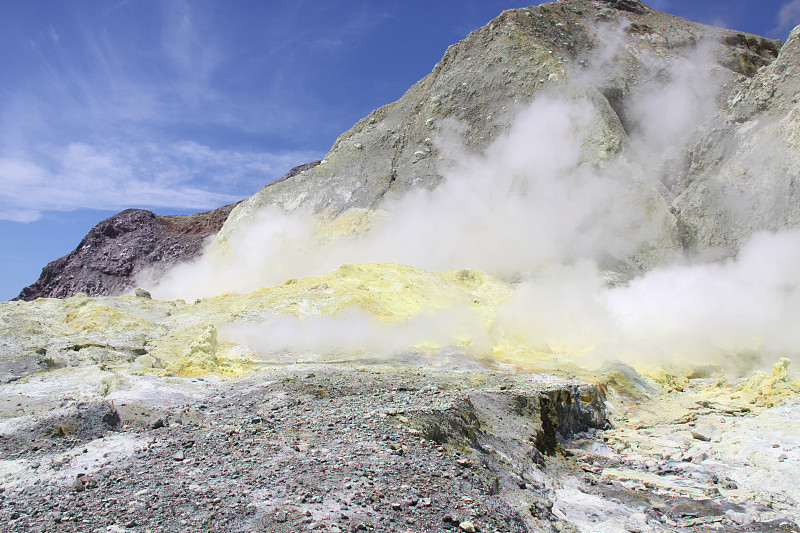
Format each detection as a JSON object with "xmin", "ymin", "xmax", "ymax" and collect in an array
[
  {"xmin": 16, "ymin": 161, "xmax": 320, "ymax": 300},
  {"xmin": 15, "ymin": 0, "xmax": 793, "ymax": 298}
]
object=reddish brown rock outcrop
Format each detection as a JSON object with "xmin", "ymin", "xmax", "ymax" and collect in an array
[
  {"xmin": 15, "ymin": 204, "xmax": 238, "ymax": 301},
  {"xmin": 15, "ymin": 161, "xmax": 321, "ymax": 300}
]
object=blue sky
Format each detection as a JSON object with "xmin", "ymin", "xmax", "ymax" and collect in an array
[{"xmin": 0, "ymin": 0, "xmax": 798, "ymax": 301}]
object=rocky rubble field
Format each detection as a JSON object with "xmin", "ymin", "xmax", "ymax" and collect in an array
[{"xmin": 0, "ymin": 359, "xmax": 798, "ymax": 533}]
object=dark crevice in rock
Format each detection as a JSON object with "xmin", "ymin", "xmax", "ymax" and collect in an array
[
  {"xmin": 599, "ymin": 0, "xmax": 648, "ymax": 15},
  {"xmin": 601, "ymin": 86, "xmax": 633, "ymax": 137}
]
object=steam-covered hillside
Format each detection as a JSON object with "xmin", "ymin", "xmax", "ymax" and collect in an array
[
  {"xmin": 18, "ymin": 0, "xmax": 790, "ymax": 300},
  {"xmin": 3, "ymin": 2, "xmax": 800, "ymax": 532}
]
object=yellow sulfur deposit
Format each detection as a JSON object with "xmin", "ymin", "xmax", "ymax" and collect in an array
[
  {"xmin": 6, "ymin": 262, "xmax": 800, "ymax": 394},
  {"xmin": 0, "ymin": 263, "xmax": 519, "ymax": 377},
  {"xmin": 314, "ymin": 207, "xmax": 382, "ymax": 241},
  {"xmin": 237, "ymin": 262, "xmax": 512, "ymax": 323},
  {"xmin": 197, "ymin": 262, "xmax": 516, "ymax": 362},
  {"xmin": 659, "ymin": 358, "xmax": 800, "ymax": 410},
  {"xmin": 65, "ymin": 303, "xmax": 155, "ymax": 335},
  {"xmin": 736, "ymin": 358, "xmax": 800, "ymax": 407},
  {"xmin": 165, "ymin": 324, "xmax": 253, "ymax": 377}
]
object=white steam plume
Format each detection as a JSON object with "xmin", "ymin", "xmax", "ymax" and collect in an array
[
  {"xmin": 150, "ymin": 93, "xmax": 672, "ymax": 298},
  {"xmin": 144, "ymin": 22, "xmax": 800, "ymax": 375},
  {"xmin": 221, "ymin": 306, "xmax": 491, "ymax": 362},
  {"xmin": 497, "ymin": 230, "xmax": 800, "ymax": 373}
]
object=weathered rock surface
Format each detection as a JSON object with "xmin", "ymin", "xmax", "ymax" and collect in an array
[
  {"xmin": 215, "ymin": 0, "xmax": 783, "ymax": 270},
  {"xmin": 14, "ymin": 161, "xmax": 321, "ymax": 301},
  {"xmin": 0, "ymin": 363, "xmax": 797, "ymax": 532},
  {"xmin": 15, "ymin": 205, "xmax": 238, "ymax": 301}
]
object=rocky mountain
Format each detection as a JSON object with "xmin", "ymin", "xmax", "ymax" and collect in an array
[
  {"xmin": 15, "ymin": 161, "xmax": 320, "ymax": 301},
  {"xmin": 16, "ymin": 0, "xmax": 793, "ymax": 298},
  {"xmin": 217, "ymin": 0, "xmax": 784, "ymax": 266}
]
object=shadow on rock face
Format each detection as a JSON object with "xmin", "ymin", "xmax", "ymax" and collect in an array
[
  {"xmin": 0, "ymin": 401, "xmax": 121, "ymax": 458},
  {"xmin": 600, "ymin": 0, "xmax": 648, "ymax": 15}
]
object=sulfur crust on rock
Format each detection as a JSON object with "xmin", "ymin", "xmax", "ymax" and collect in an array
[
  {"xmin": 64, "ymin": 303, "xmax": 155, "ymax": 335},
  {"xmin": 313, "ymin": 207, "xmax": 383, "ymax": 242},
  {"xmin": 165, "ymin": 324, "xmax": 253, "ymax": 377},
  {"xmin": 4, "ymin": 263, "xmax": 800, "ymax": 399},
  {"xmin": 731, "ymin": 358, "xmax": 800, "ymax": 407},
  {"xmin": 1, "ymin": 263, "xmax": 519, "ymax": 378}
]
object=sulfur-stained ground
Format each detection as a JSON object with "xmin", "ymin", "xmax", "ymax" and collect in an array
[{"xmin": 1, "ymin": 263, "xmax": 799, "ymax": 532}]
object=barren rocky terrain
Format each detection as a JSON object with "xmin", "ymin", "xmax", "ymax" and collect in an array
[
  {"xmin": 1, "ymin": 358, "xmax": 798, "ymax": 533},
  {"xmin": 4, "ymin": 1, "xmax": 800, "ymax": 531}
]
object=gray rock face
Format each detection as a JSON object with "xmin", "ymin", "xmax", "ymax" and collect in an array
[
  {"xmin": 14, "ymin": 162, "xmax": 320, "ymax": 300},
  {"xmin": 217, "ymin": 0, "xmax": 785, "ymax": 271}
]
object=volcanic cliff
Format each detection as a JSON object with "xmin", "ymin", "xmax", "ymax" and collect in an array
[{"xmin": 16, "ymin": 0, "xmax": 791, "ymax": 298}]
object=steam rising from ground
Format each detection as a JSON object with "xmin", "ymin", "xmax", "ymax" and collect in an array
[
  {"xmin": 500, "ymin": 231, "xmax": 800, "ymax": 372},
  {"xmin": 222, "ymin": 306, "xmax": 492, "ymax": 362},
  {"xmin": 146, "ymin": 24, "xmax": 800, "ymax": 375},
  {"xmin": 152, "ymin": 93, "xmax": 667, "ymax": 294}
]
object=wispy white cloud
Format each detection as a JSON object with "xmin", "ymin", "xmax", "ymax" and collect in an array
[
  {"xmin": 0, "ymin": 141, "xmax": 317, "ymax": 222},
  {"xmin": 0, "ymin": 1, "xmax": 330, "ymax": 224},
  {"xmin": 0, "ymin": 1, "xmax": 466, "ymax": 227},
  {"xmin": 160, "ymin": 0, "xmax": 224, "ymax": 104},
  {"xmin": 47, "ymin": 25, "xmax": 59, "ymax": 44},
  {"xmin": 4, "ymin": 1, "xmax": 232, "ymax": 141},
  {"xmin": 3, "ymin": 1, "xmax": 401, "ymax": 145},
  {"xmin": 773, "ymin": 0, "xmax": 800, "ymax": 37}
]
